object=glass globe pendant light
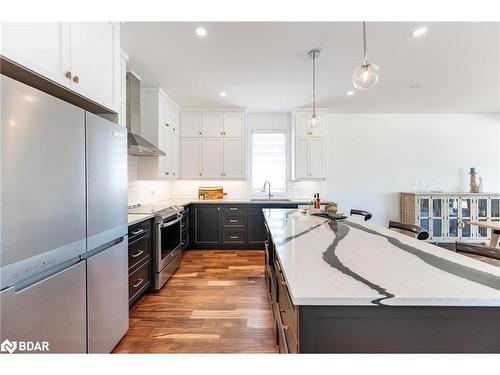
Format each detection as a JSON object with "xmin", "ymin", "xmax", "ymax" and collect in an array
[
  {"xmin": 308, "ymin": 49, "xmax": 321, "ymax": 128},
  {"xmin": 352, "ymin": 22, "xmax": 379, "ymax": 90}
]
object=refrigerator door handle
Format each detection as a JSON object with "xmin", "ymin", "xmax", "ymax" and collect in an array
[
  {"xmin": 10, "ymin": 257, "xmax": 83, "ymax": 294},
  {"xmin": 81, "ymin": 236, "xmax": 126, "ymax": 260}
]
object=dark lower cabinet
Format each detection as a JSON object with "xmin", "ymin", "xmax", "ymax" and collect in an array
[
  {"xmin": 191, "ymin": 203, "xmax": 298, "ymax": 249},
  {"xmin": 248, "ymin": 212, "xmax": 267, "ymax": 245},
  {"xmin": 128, "ymin": 218, "xmax": 153, "ymax": 308},
  {"xmin": 193, "ymin": 205, "xmax": 220, "ymax": 245}
]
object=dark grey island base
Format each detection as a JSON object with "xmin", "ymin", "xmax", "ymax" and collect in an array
[{"xmin": 263, "ymin": 210, "xmax": 500, "ymax": 353}]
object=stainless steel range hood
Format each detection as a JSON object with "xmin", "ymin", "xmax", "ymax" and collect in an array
[{"xmin": 126, "ymin": 72, "xmax": 165, "ymax": 156}]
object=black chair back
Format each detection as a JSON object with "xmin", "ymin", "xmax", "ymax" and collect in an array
[
  {"xmin": 350, "ymin": 209, "xmax": 372, "ymax": 221},
  {"xmin": 388, "ymin": 220, "xmax": 429, "ymax": 240},
  {"xmin": 456, "ymin": 242, "xmax": 500, "ymax": 261}
]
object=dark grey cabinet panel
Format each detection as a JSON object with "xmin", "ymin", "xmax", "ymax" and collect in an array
[
  {"xmin": 190, "ymin": 203, "xmax": 298, "ymax": 249},
  {"xmin": 222, "ymin": 229, "xmax": 247, "ymax": 244},
  {"xmin": 194, "ymin": 205, "xmax": 220, "ymax": 245},
  {"xmin": 222, "ymin": 213, "xmax": 247, "ymax": 227},
  {"xmin": 128, "ymin": 219, "xmax": 153, "ymax": 308},
  {"xmin": 248, "ymin": 212, "xmax": 267, "ymax": 244}
]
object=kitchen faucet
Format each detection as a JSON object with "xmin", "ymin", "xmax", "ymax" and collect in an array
[{"xmin": 262, "ymin": 180, "xmax": 273, "ymax": 199}]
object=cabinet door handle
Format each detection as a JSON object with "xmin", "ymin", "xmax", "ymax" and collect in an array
[
  {"xmin": 65, "ymin": 71, "xmax": 72, "ymax": 79},
  {"xmin": 230, "ymin": 236, "xmax": 239, "ymax": 239},
  {"xmin": 229, "ymin": 219, "xmax": 238, "ymax": 223},
  {"xmin": 131, "ymin": 250, "xmax": 144, "ymax": 258},
  {"xmin": 278, "ymin": 310, "xmax": 289, "ymax": 330},
  {"xmin": 166, "ymin": 123, "xmax": 170, "ymax": 127},
  {"xmin": 133, "ymin": 278, "xmax": 144, "ymax": 288},
  {"xmin": 131, "ymin": 228, "xmax": 144, "ymax": 235},
  {"xmin": 229, "ymin": 208, "xmax": 238, "ymax": 211},
  {"xmin": 165, "ymin": 172, "xmax": 170, "ymax": 175},
  {"xmin": 73, "ymin": 75, "xmax": 79, "ymax": 83}
]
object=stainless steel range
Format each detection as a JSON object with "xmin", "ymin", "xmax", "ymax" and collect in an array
[{"xmin": 129, "ymin": 203, "xmax": 185, "ymax": 289}]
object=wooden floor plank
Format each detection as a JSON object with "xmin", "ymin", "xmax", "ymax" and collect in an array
[{"xmin": 113, "ymin": 250, "xmax": 276, "ymax": 354}]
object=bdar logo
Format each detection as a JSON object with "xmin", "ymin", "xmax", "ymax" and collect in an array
[{"xmin": 1, "ymin": 339, "xmax": 17, "ymax": 354}]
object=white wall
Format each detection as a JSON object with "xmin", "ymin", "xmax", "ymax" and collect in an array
[{"xmin": 322, "ymin": 113, "xmax": 500, "ymax": 225}]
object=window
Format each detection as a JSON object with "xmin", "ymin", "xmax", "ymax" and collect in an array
[{"xmin": 251, "ymin": 131, "xmax": 287, "ymax": 193}]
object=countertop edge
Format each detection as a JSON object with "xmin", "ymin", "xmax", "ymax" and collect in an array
[{"xmin": 128, "ymin": 213, "xmax": 154, "ymax": 226}]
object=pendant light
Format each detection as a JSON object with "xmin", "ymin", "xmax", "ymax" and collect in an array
[
  {"xmin": 352, "ymin": 22, "xmax": 379, "ymax": 90},
  {"xmin": 308, "ymin": 49, "xmax": 320, "ymax": 128}
]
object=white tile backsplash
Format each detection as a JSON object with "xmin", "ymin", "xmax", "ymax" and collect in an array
[
  {"xmin": 128, "ymin": 156, "xmax": 171, "ymax": 205},
  {"xmin": 129, "ymin": 157, "xmax": 323, "ymax": 204}
]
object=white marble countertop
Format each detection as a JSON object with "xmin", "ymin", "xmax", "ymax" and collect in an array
[
  {"xmin": 128, "ymin": 197, "xmax": 326, "ymax": 215},
  {"xmin": 128, "ymin": 213, "xmax": 154, "ymax": 226},
  {"xmin": 263, "ymin": 209, "xmax": 500, "ymax": 307}
]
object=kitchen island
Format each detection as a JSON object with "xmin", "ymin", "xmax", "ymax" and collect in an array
[{"xmin": 263, "ymin": 209, "xmax": 500, "ymax": 353}]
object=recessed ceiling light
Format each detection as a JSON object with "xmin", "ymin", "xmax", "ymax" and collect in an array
[
  {"xmin": 412, "ymin": 27, "xmax": 427, "ymax": 37},
  {"xmin": 219, "ymin": 91, "xmax": 227, "ymax": 97},
  {"xmin": 195, "ymin": 27, "xmax": 207, "ymax": 37},
  {"xmin": 346, "ymin": 90, "xmax": 355, "ymax": 96}
]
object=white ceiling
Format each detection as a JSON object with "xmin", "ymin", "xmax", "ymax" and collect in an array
[{"xmin": 121, "ymin": 22, "xmax": 500, "ymax": 113}]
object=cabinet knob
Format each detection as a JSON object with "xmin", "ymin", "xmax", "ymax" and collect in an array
[
  {"xmin": 199, "ymin": 172, "xmax": 202, "ymax": 176},
  {"xmin": 199, "ymin": 131, "xmax": 202, "ymax": 135},
  {"xmin": 65, "ymin": 71, "xmax": 72, "ymax": 79},
  {"xmin": 173, "ymin": 172, "xmax": 175, "ymax": 176},
  {"xmin": 166, "ymin": 123, "xmax": 169, "ymax": 127},
  {"xmin": 73, "ymin": 75, "xmax": 79, "ymax": 84},
  {"xmin": 165, "ymin": 172, "xmax": 170, "ymax": 175}
]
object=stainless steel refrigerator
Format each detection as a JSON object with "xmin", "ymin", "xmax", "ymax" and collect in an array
[{"xmin": 0, "ymin": 75, "xmax": 128, "ymax": 353}]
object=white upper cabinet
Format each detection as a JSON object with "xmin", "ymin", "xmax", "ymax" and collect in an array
[
  {"xmin": 118, "ymin": 51, "xmax": 128, "ymax": 127},
  {"xmin": 69, "ymin": 23, "xmax": 119, "ymax": 111},
  {"xmin": 1, "ymin": 22, "xmax": 120, "ymax": 112},
  {"xmin": 308, "ymin": 138, "xmax": 324, "ymax": 178},
  {"xmin": 294, "ymin": 138, "xmax": 309, "ymax": 179},
  {"xmin": 202, "ymin": 138, "xmax": 224, "ymax": 178},
  {"xmin": 223, "ymin": 113, "xmax": 245, "ymax": 137},
  {"xmin": 1, "ymin": 23, "xmax": 68, "ymax": 86},
  {"xmin": 294, "ymin": 112, "xmax": 324, "ymax": 137},
  {"xmin": 180, "ymin": 138, "xmax": 202, "ymax": 179},
  {"xmin": 223, "ymin": 138, "xmax": 245, "ymax": 179},
  {"xmin": 180, "ymin": 110, "xmax": 246, "ymax": 180},
  {"xmin": 138, "ymin": 89, "xmax": 180, "ymax": 180},
  {"xmin": 180, "ymin": 113, "xmax": 202, "ymax": 137},
  {"xmin": 292, "ymin": 111, "xmax": 326, "ymax": 180},
  {"xmin": 202, "ymin": 114, "xmax": 224, "ymax": 137},
  {"xmin": 159, "ymin": 94, "xmax": 179, "ymax": 135}
]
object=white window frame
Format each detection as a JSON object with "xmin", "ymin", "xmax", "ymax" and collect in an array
[{"xmin": 250, "ymin": 129, "xmax": 290, "ymax": 197}]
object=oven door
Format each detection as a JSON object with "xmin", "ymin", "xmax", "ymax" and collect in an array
[{"xmin": 156, "ymin": 214, "xmax": 182, "ymax": 272}]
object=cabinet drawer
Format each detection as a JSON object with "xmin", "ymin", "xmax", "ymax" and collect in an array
[
  {"xmin": 221, "ymin": 205, "xmax": 248, "ymax": 214},
  {"xmin": 276, "ymin": 261, "xmax": 298, "ymax": 337},
  {"xmin": 273, "ymin": 302, "xmax": 292, "ymax": 354},
  {"xmin": 128, "ymin": 219, "xmax": 151, "ymax": 241},
  {"xmin": 222, "ymin": 230, "xmax": 247, "ymax": 244},
  {"xmin": 128, "ymin": 234, "xmax": 151, "ymax": 270},
  {"xmin": 222, "ymin": 213, "xmax": 247, "ymax": 227},
  {"xmin": 128, "ymin": 259, "xmax": 151, "ymax": 307},
  {"xmin": 266, "ymin": 264, "xmax": 276, "ymax": 304}
]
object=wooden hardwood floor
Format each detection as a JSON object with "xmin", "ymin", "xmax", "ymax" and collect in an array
[{"xmin": 113, "ymin": 250, "xmax": 277, "ymax": 354}]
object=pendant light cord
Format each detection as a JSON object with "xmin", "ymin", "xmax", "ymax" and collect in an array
[
  {"xmin": 312, "ymin": 51, "xmax": 316, "ymax": 116},
  {"xmin": 363, "ymin": 21, "xmax": 368, "ymax": 64}
]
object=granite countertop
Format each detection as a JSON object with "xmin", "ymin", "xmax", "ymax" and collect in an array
[
  {"xmin": 263, "ymin": 208, "xmax": 500, "ymax": 307},
  {"xmin": 128, "ymin": 213, "xmax": 154, "ymax": 226}
]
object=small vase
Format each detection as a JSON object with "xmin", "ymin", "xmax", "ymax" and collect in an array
[{"xmin": 478, "ymin": 177, "xmax": 484, "ymax": 193}]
